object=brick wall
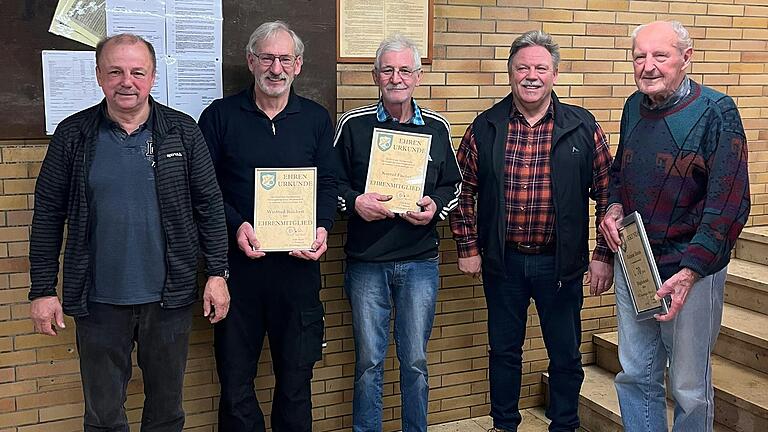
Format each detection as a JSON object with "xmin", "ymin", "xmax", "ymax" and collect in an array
[{"xmin": 2, "ymin": 1, "xmax": 767, "ymax": 430}]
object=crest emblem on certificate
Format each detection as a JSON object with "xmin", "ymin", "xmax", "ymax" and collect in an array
[
  {"xmin": 259, "ymin": 172, "xmax": 277, "ymax": 190},
  {"xmin": 377, "ymin": 133, "xmax": 393, "ymax": 151}
]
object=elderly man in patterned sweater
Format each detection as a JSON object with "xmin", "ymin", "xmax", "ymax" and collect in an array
[{"xmin": 599, "ymin": 21, "xmax": 750, "ymax": 432}]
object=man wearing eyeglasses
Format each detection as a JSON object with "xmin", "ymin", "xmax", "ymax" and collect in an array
[
  {"xmin": 198, "ymin": 21, "xmax": 337, "ymax": 432},
  {"xmin": 333, "ymin": 35, "xmax": 462, "ymax": 432}
]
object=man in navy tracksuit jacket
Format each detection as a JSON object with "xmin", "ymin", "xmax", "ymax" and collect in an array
[{"xmin": 334, "ymin": 35, "xmax": 462, "ymax": 432}]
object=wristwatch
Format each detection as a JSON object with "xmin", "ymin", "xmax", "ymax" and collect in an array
[{"xmin": 210, "ymin": 269, "xmax": 230, "ymax": 281}]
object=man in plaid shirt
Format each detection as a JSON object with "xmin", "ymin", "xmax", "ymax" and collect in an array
[{"xmin": 449, "ymin": 30, "xmax": 613, "ymax": 432}]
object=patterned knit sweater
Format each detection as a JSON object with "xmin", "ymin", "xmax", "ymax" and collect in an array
[{"xmin": 608, "ymin": 80, "xmax": 750, "ymax": 280}]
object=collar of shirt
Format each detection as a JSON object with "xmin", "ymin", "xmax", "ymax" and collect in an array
[
  {"xmin": 642, "ymin": 76, "xmax": 691, "ymax": 110},
  {"xmin": 241, "ymin": 85, "xmax": 302, "ymax": 119},
  {"xmin": 376, "ymin": 99, "xmax": 425, "ymax": 126},
  {"xmin": 99, "ymin": 103, "xmax": 153, "ymax": 137},
  {"xmin": 508, "ymin": 99, "xmax": 554, "ymax": 126}
]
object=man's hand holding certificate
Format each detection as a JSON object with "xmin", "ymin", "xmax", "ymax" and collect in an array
[{"xmin": 364, "ymin": 128, "xmax": 432, "ymax": 213}]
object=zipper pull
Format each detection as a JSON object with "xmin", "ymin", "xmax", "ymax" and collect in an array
[{"xmin": 271, "ymin": 122, "xmax": 276, "ymax": 135}]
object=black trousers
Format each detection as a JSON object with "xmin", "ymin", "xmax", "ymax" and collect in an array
[
  {"xmin": 215, "ymin": 252, "xmax": 324, "ymax": 432},
  {"xmin": 75, "ymin": 302, "xmax": 193, "ymax": 432}
]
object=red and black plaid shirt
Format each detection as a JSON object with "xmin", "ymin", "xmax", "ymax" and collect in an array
[{"xmin": 450, "ymin": 102, "xmax": 613, "ymax": 263}]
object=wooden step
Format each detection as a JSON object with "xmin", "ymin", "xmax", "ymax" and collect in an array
[
  {"xmin": 726, "ymin": 259, "xmax": 768, "ymax": 315},
  {"xmin": 593, "ymin": 332, "xmax": 768, "ymax": 431},
  {"xmin": 710, "ymin": 356, "xmax": 768, "ymax": 432},
  {"xmin": 542, "ymin": 367, "xmax": 733, "ymax": 432},
  {"xmin": 715, "ymin": 304, "xmax": 768, "ymax": 374},
  {"xmin": 735, "ymin": 227, "xmax": 768, "ymax": 266},
  {"xmin": 594, "ymin": 331, "xmax": 620, "ymax": 374},
  {"xmin": 545, "ymin": 366, "xmax": 623, "ymax": 432}
]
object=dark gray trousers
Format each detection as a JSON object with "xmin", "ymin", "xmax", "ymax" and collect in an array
[{"xmin": 75, "ymin": 302, "xmax": 193, "ymax": 432}]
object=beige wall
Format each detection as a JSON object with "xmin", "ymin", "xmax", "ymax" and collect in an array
[{"xmin": 1, "ymin": 1, "xmax": 767, "ymax": 430}]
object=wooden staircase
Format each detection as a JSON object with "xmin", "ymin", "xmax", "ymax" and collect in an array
[{"xmin": 544, "ymin": 227, "xmax": 768, "ymax": 432}]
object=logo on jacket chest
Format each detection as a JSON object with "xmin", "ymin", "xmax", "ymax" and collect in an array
[{"xmin": 145, "ymin": 137, "xmax": 155, "ymax": 167}]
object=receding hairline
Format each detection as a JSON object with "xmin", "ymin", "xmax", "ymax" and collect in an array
[
  {"xmin": 631, "ymin": 20, "xmax": 693, "ymax": 53},
  {"xmin": 96, "ymin": 34, "xmax": 157, "ymax": 72}
]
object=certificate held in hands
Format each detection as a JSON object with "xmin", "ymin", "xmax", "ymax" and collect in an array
[
  {"xmin": 253, "ymin": 167, "xmax": 316, "ymax": 252},
  {"xmin": 616, "ymin": 211, "xmax": 670, "ymax": 320},
  {"xmin": 365, "ymin": 128, "xmax": 432, "ymax": 213}
]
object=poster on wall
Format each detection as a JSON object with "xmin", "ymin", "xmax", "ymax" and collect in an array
[{"xmin": 337, "ymin": 0, "xmax": 433, "ymax": 64}]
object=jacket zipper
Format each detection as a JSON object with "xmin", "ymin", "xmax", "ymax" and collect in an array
[
  {"xmin": 82, "ymin": 137, "xmax": 92, "ymax": 307},
  {"xmin": 153, "ymin": 132, "xmax": 171, "ymax": 307},
  {"xmin": 550, "ymin": 122, "xmax": 581, "ymax": 290},
  {"xmin": 550, "ymin": 139, "xmax": 562, "ymax": 291}
]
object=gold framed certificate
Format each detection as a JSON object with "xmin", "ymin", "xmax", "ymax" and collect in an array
[
  {"xmin": 253, "ymin": 167, "xmax": 316, "ymax": 252},
  {"xmin": 617, "ymin": 212, "xmax": 670, "ymax": 320},
  {"xmin": 365, "ymin": 128, "xmax": 432, "ymax": 213},
  {"xmin": 337, "ymin": 0, "xmax": 434, "ymax": 64}
]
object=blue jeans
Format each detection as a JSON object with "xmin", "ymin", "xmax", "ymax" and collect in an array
[
  {"xmin": 614, "ymin": 265, "xmax": 727, "ymax": 432},
  {"xmin": 345, "ymin": 256, "xmax": 440, "ymax": 432},
  {"xmin": 483, "ymin": 249, "xmax": 584, "ymax": 432}
]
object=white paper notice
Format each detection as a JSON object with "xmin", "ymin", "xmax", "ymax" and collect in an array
[
  {"xmin": 151, "ymin": 59, "xmax": 169, "ymax": 105},
  {"xmin": 167, "ymin": 16, "xmax": 222, "ymax": 58},
  {"xmin": 42, "ymin": 51, "xmax": 103, "ymax": 135},
  {"xmin": 167, "ymin": 57, "xmax": 222, "ymax": 120},
  {"xmin": 107, "ymin": 0, "xmax": 165, "ymax": 14},
  {"xmin": 166, "ymin": 0, "xmax": 223, "ymax": 58},
  {"xmin": 106, "ymin": 0, "xmax": 167, "ymax": 56},
  {"xmin": 49, "ymin": 0, "xmax": 106, "ymax": 47},
  {"xmin": 166, "ymin": 0, "xmax": 222, "ymax": 20}
]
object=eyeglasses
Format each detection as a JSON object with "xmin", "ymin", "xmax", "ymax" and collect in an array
[
  {"xmin": 377, "ymin": 67, "xmax": 421, "ymax": 79},
  {"xmin": 252, "ymin": 53, "xmax": 297, "ymax": 68}
]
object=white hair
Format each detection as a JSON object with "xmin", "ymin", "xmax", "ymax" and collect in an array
[
  {"xmin": 373, "ymin": 34, "xmax": 421, "ymax": 70},
  {"xmin": 632, "ymin": 21, "xmax": 693, "ymax": 52}
]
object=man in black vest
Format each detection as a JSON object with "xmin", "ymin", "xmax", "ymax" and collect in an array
[{"xmin": 449, "ymin": 30, "xmax": 613, "ymax": 432}]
